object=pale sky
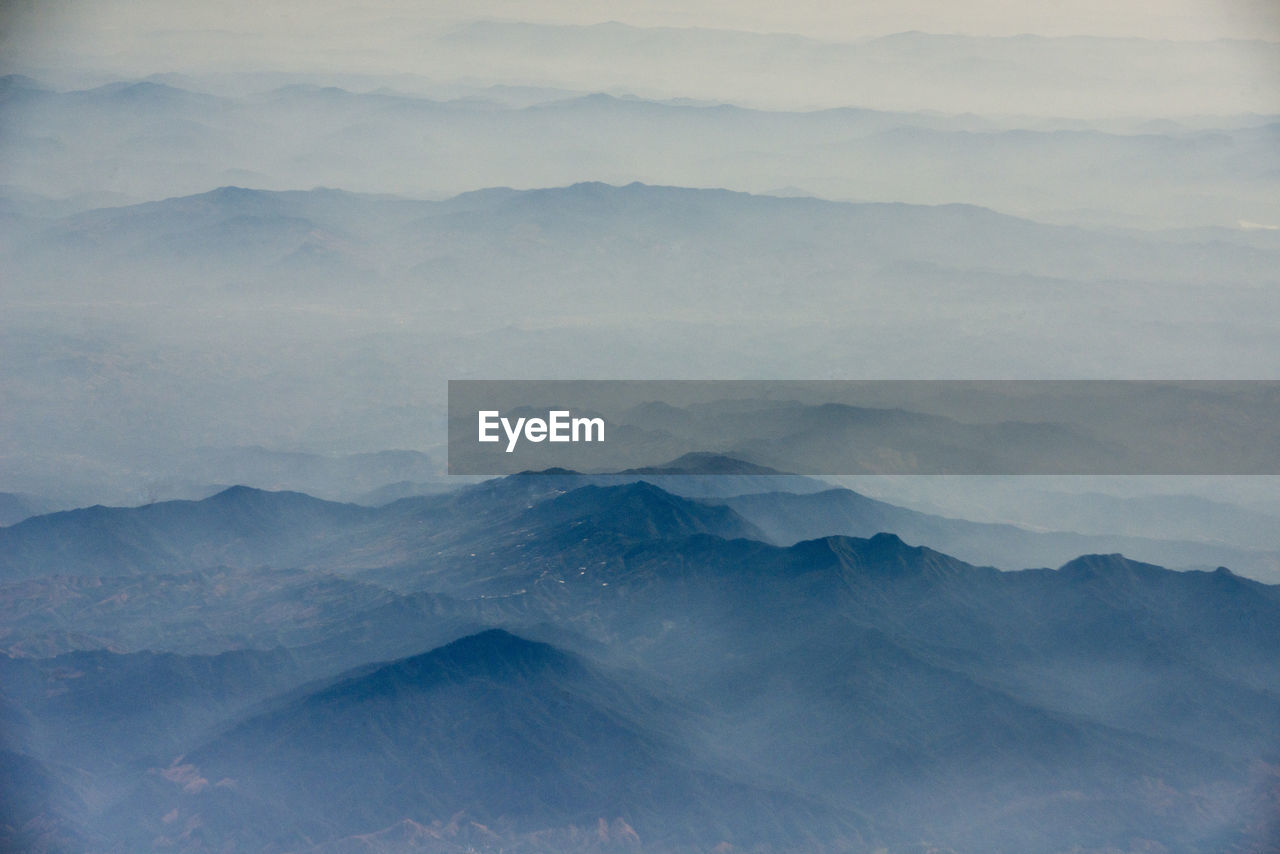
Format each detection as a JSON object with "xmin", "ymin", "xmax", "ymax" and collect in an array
[{"xmin": 3, "ymin": 0, "xmax": 1279, "ymax": 78}]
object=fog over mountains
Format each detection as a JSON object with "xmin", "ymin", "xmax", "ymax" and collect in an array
[
  {"xmin": 3, "ymin": 3, "xmax": 1280, "ymax": 851},
  {"xmin": 432, "ymin": 22, "xmax": 1280, "ymax": 116},
  {"xmin": 3, "ymin": 182, "xmax": 1279, "ymax": 509},
  {"xmin": 3, "ymin": 73, "xmax": 1278, "ymax": 228},
  {"xmin": 2, "ymin": 476, "xmax": 1280, "ymax": 852}
]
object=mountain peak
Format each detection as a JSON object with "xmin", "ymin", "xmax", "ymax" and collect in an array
[
  {"xmin": 1054, "ymin": 553, "xmax": 1198, "ymax": 595},
  {"xmin": 621, "ymin": 452, "xmax": 785, "ymax": 475},
  {"xmin": 203, "ymin": 185, "xmax": 271, "ymax": 201},
  {"xmin": 208, "ymin": 484, "xmax": 270, "ymax": 500},
  {"xmin": 321, "ymin": 630, "xmax": 579, "ymax": 701},
  {"xmin": 806, "ymin": 531, "xmax": 983, "ymax": 583},
  {"xmin": 90, "ymin": 80, "xmax": 192, "ymax": 99},
  {"xmin": 1056, "ymin": 552, "xmax": 1160, "ymax": 577},
  {"xmin": 203, "ymin": 484, "xmax": 319, "ymax": 510},
  {"xmin": 536, "ymin": 481, "xmax": 763, "ymax": 541},
  {"xmin": 435, "ymin": 627, "xmax": 550, "ymax": 659}
]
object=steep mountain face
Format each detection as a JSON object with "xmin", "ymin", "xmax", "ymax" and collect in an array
[{"xmin": 3, "ymin": 476, "xmax": 1279, "ymax": 852}]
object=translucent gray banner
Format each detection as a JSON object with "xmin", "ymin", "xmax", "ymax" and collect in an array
[{"xmin": 447, "ymin": 380, "xmax": 1280, "ymax": 475}]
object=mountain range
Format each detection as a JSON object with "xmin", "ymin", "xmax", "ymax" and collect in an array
[
  {"xmin": 5, "ymin": 469, "xmax": 1277, "ymax": 585},
  {"xmin": 5, "ymin": 10, "xmax": 1278, "ymax": 852},
  {"xmin": 4, "ymin": 71, "xmax": 1278, "ymax": 228},
  {"xmin": 2, "ymin": 472, "xmax": 1279, "ymax": 852},
  {"xmin": 5, "ymin": 181, "xmax": 1279, "ymax": 506}
]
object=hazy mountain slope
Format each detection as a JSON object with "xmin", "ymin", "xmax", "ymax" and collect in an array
[
  {"xmin": 831, "ymin": 479, "xmax": 1280, "ymax": 552},
  {"xmin": 9, "ymin": 183, "xmax": 1278, "ymax": 302},
  {"xmin": 0, "ymin": 492, "xmax": 60, "ymax": 527},
  {"xmin": 100, "ymin": 630, "xmax": 861, "ymax": 853},
  {"xmin": 2, "ymin": 476, "xmax": 1275, "ymax": 648},
  {"xmin": 0, "ymin": 748, "xmax": 90, "ymax": 854},
  {"xmin": 529, "ymin": 481, "xmax": 764, "ymax": 541},
  {"xmin": 6, "ymin": 183, "xmax": 1280, "ymax": 501},
  {"xmin": 136, "ymin": 447, "xmax": 444, "ymax": 505},
  {"xmin": 969, "ymin": 489, "xmax": 1280, "ymax": 550},
  {"xmin": 507, "ymin": 530, "xmax": 1280, "ymax": 849},
  {"xmin": 525, "ymin": 526, "xmax": 1280, "ymax": 756},
  {"xmin": 4, "ymin": 73, "xmax": 1277, "ymax": 227},
  {"xmin": 724, "ymin": 487, "xmax": 1280, "ymax": 579},
  {"xmin": 0, "ymin": 486, "xmax": 379, "ymax": 579},
  {"xmin": 0, "ymin": 566, "xmax": 398, "ymax": 656},
  {"xmin": 435, "ymin": 22, "xmax": 1280, "ymax": 116},
  {"xmin": 0, "ymin": 478, "xmax": 762, "ymax": 587},
  {"xmin": 0, "ymin": 648, "xmax": 307, "ymax": 775},
  {"xmin": 0, "ymin": 565, "xmax": 499, "ymax": 673},
  {"xmin": 3, "ymin": 476, "xmax": 1279, "ymax": 851},
  {"xmin": 66, "ymin": 528, "xmax": 1280, "ymax": 851}
]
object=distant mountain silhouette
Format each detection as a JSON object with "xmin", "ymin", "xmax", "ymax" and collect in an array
[
  {"xmin": 0, "ymin": 486, "xmax": 378, "ymax": 578},
  {"xmin": 723, "ymin": 486, "xmax": 1280, "ymax": 578},
  {"xmin": 621, "ymin": 451, "xmax": 787, "ymax": 475},
  {"xmin": 5, "ymin": 476, "xmax": 1275, "ymax": 584}
]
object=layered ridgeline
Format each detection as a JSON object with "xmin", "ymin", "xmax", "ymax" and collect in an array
[
  {"xmin": 2, "ymin": 66, "xmax": 1278, "ymax": 227},
  {"xmin": 8, "ymin": 182, "xmax": 1276, "ymax": 304},
  {"xmin": 5, "ymin": 182, "xmax": 1280, "ymax": 506},
  {"xmin": 3, "ymin": 468, "xmax": 1277, "ymax": 588},
  {"xmin": 2, "ymin": 473, "xmax": 1279, "ymax": 852}
]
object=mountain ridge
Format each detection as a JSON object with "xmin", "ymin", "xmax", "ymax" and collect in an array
[{"xmin": 4, "ymin": 476, "xmax": 1280, "ymax": 851}]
